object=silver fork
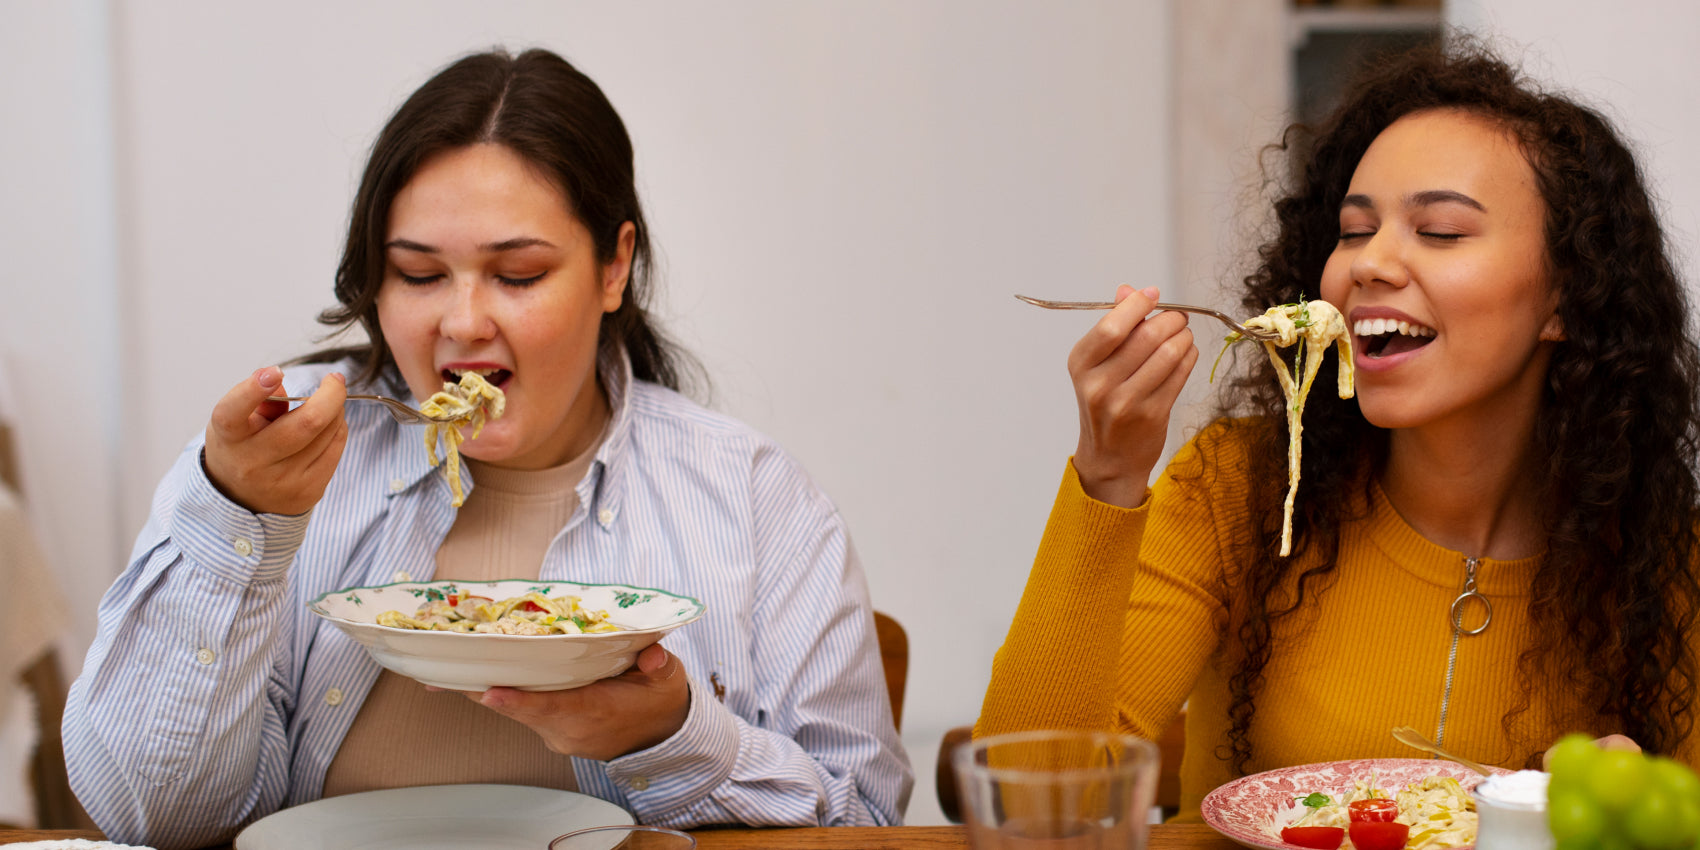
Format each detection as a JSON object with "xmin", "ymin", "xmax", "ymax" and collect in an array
[
  {"xmin": 1014, "ymin": 294, "xmax": 1280, "ymax": 341},
  {"xmin": 267, "ymin": 394, "xmax": 452, "ymax": 425}
]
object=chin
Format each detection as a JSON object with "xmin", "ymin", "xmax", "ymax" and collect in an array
[
  {"xmin": 1352, "ymin": 395, "xmax": 1414, "ymax": 431},
  {"xmin": 457, "ymin": 433, "xmax": 512, "ymax": 464}
]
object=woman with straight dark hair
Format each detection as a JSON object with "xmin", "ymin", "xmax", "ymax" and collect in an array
[
  {"xmin": 65, "ymin": 48, "xmax": 910, "ymax": 848},
  {"xmin": 977, "ymin": 37, "xmax": 1700, "ymax": 821}
]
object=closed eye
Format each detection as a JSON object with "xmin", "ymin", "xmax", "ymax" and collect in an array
[
  {"xmin": 497, "ymin": 273, "xmax": 546, "ymax": 287},
  {"xmin": 400, "ymin": 272, "xmax": 444, "ymax": 285},
  {"xmin": 1418, "ymin": 232, "xmax": 1466, "ymax": 242}
]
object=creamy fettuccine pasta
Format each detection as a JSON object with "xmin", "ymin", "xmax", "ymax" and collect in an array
[
  {"xmin": 377, "ymin": 590, "xmax": 622, "ymax": 635},
  {"xmin": 421, "ymin": 371, "xmax": 506, "ymax": 508},
  {"xmin": 1230, "ymin": 301, "xmax": 1354, "ymax": 556}
]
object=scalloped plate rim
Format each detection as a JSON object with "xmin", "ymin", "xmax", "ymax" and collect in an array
[{"xmin": 307, "ymin": 577, "xmax": 706, "ymax": 637}]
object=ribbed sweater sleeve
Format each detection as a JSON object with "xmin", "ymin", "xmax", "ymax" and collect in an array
[
  {"xmin": 975, "ymin": 459, "xmax": 1150, "ymax": 737},
  {"xmin": 977, "ymin": 429, "xmax": 1240, "ymax": 748}
]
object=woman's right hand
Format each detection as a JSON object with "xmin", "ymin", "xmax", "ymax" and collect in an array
[
  {"xmin": 203, "ymin": 366, "xmax": 350, "ymax": 515},
  {"xmin": 1068, "ymin": 285, "xmax": 1198, "ymax": 507}
]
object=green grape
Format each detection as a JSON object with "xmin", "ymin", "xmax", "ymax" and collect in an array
[
  {"xmin": 1588, "ymin": 749, "xmax": 1652, "ymax": 814},
  {"xmin": 1549, "ymin": 789, "xmax": 1607, "ymax": 842},
  {"xmin": 1555, "ymin": 838, "xmax": 1602, "ymax": 850},
  {"xmin": 1625, "ymin": 788, "xmax": 1694, "ymax": 850},
  {"xmin": 1651, "ymin": 756, "xmax": 1700, "ymax": 804},
  {"xmin": 1598, "ymin": 833, "xmax": 1634, "ymax": 850},
  {"xmin": 1674, "ymin": 798, "xmax": 1700, "ymax": 846},
  {"xmin": 1550, "ymin": 733, "xmax": 1602, "ymax": 780}
]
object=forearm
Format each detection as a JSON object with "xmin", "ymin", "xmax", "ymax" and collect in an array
[
  {"xmin": 976, "ymin": 459, "xmax": 1149, "ymax": 738},
  {"xmin": 64, "ymin": 448, "xmax": 308, "ymax": 848},
  {"xmin": 595, "ymin": 674, "xmax": 909, "ymax": 827}
]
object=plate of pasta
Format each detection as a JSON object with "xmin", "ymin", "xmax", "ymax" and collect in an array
[
  {"xmin": 310, "ymin": 578, "xmax": 705, "ymax": 691},
  {"xmin": 1202, "ymin": 758, "xmax": 1511, "ymax": 850}
]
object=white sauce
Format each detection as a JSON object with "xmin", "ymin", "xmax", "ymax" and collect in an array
[{"xmin": 1474, "ymin": 770, "xmax": 1550, "ymax": 807}]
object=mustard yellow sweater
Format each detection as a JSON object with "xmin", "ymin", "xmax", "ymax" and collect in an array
[{"xmin": 976, "ymin": 424, "xmax": 1696, "ymax": 822}]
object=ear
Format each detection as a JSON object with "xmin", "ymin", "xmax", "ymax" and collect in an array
[
  {"xmin": 1539, "ymin": 312, "xmax": 1566, "ymax": 342},
  {"xmin": 601, "ymin": 221, "xmax": 636, "ymax": 313}
]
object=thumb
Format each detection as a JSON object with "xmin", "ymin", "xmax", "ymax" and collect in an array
[{"xmin": 634, "ymin": 643, "xmax": 673, "ymax": 676}]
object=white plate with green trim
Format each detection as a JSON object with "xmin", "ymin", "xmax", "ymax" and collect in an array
[
  {"xmin": 235, "ymin": 784, "xmax": 634, "ymax": 849},
  {"xmin": 309, "ymin": 578, "xmax": 705, "ymax": 691}
]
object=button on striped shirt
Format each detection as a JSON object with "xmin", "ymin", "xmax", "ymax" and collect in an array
[{"xmin": 64, "ymin": 353, "xmax": 912, "ymax": 849}]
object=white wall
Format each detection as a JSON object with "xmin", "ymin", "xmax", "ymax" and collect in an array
[
  {"xmin": 0, "ymin": 0, "xmax": 122, "ymax": 677},
  {"xmin": 4, "ymin": 0, "xmax": 1172, "ymax": 825}
]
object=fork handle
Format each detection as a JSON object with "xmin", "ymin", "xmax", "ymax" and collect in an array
[
  {"xmin": 267, "ymin": 395, "xmax": 386, "ymax": 402},
  {"xmin": 1013, "ymin": 295, "xmax": 1212, "ymax": 313}
]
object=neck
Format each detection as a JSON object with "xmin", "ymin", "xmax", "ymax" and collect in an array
[{"xmin": 1380, "ymin": 409, "xmax": 1546, "ymax": 561}]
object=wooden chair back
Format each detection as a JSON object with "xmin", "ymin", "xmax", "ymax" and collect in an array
[
  {"xmin": 873, "ymin": 611, "xmax": 908, "ymax": 732},
  {"xmin": 0, "ymin": 421, "xmax": 17, "ymax": 497},
  {"xmin": 935, "ymin": 711, "xmax": 1188, "ymax": 823},
  {"xmin": 0, "ymin": 421, "xmax": 95, "ymax": 829}
]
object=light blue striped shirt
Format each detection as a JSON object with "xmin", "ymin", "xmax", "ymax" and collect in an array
[{"xmin": 64, "ymin": 352, "xmax": 912, "ymax": 849}]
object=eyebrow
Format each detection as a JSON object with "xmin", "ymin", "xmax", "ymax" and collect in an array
[
  {"xmin": 385, "ymin": 237, "xmax": 558, "ymax": 253},
  {"xmin": 1340, "ymin": 190, "xmax": 1486, "ymax": 212}
]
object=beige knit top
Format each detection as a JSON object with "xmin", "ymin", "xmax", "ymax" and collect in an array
[{"xmin": 321, "ymin": 437, "xmax": 602, "ymax": 797}]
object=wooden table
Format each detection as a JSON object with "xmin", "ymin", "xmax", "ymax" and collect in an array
[{"xmin": 0, "ymin": 824, "xmax": 1241, "ymax": 848}]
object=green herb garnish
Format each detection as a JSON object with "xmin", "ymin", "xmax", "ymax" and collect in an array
[{"xmin": 1289, "ymin": 792, "xmax": 1333, "ymax": 826}]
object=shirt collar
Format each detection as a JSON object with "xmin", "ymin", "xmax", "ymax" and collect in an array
[{"xmin": 579, "ymin": 346, "xmax": 635, "ymax": 527}]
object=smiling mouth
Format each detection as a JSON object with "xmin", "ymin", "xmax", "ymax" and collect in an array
[
  {"xmin": 442, "ymin": 367, "xmax": 512, "ymax": 387},
  {"xmin": 1354, "ymin": 317, "xmax": 1436, "ymax": 359}
]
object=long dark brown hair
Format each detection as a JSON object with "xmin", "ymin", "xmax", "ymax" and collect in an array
[
  {"xmin": 1212, "ymin": 37, "xmax": 1700, "ymax": 773},
  {"xmin": 306, "ymin": 47, "xmax": 698, "ymax": 393}
]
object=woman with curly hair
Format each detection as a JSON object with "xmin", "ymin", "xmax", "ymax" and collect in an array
[{"xmin": 976, "ymin": 38, "xmax": 1700, "ymax": 820}]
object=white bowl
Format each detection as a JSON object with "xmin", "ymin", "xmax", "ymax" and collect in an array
[{"xmin": 309, "ymin": 578, "xmax": 705, "ymax": 691}]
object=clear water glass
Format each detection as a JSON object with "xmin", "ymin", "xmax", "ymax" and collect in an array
[{"xmin": 955, "ymin": 729, "xmax": 1159, "ymax": 849}]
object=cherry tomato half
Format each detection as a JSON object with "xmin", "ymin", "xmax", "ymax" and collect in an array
[
  {"xmin": 1279, "ymin": 826, "xmax": 1344, "ymax": 849},
  {"xmin": 1348, "ymin": 821, "xmax": 1410, "ymax": 850},
  {"xmin": 1347, "ymin": 798, "xmax": 1399, "ymax": 823}
]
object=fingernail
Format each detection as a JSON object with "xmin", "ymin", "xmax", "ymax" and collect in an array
[
  {"xmin": 329, "ymin": 372, "xmax": 347, "ymax": 385},
  {"xmin": 1141, "ymin": 287, "xmax": 1160, "ymax": 300},
  {"xmin": 253, "ymin": 366, "xmax": 282, "ymax": 389}
]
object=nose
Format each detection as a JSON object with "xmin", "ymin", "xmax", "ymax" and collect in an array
[
  {"xmin": 439, "ymin": 277, "xmax": 497, "ymax": 342},
  {"xmin": 1349, "ymin": 229, "xmax": 1410, "ymax": 290}
]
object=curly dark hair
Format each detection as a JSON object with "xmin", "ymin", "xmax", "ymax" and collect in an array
[{"xmin": 1210, "ymin": 36, "xmax": 1700, "ymax": 774}]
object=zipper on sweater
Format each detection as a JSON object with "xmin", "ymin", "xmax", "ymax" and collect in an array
[{"xmin": 1436, "ymin": 556, "xmax": 1493, "ymax": 746}]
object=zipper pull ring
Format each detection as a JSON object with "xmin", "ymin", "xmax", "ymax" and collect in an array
[{"xmin": 1450, "ymin": 556, "xmax": 1493, "ymax": 635}]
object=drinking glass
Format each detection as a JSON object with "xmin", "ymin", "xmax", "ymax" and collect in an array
[
  {"xmin": 547, "ymin": 825, "xmax": 697, "ymax": 850},
  {"xmin": 955, "ymin": 729, "xmax": 1159, "ymax": 849}
]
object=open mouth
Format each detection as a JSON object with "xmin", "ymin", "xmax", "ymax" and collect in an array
[
  {"xmin": 441, "ymin": 367, "xmax": 512, "ymax": 388},
  {"xmin": 1354, "ymin": 317, "xmax": 1436, "ymax": 359}
]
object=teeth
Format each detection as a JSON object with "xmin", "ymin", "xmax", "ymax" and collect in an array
[
  {"xmin": 1352, "ymin": 318, "xmax": 1435, "ymax": 338},
  {"xmin": 447, "ymin": 368, "xmax": 500, "ymax": 377}
]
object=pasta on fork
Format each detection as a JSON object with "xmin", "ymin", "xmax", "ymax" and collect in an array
[
  {"xmin": 1222, "ymin": 301, "xmax": 1355, "ymax": 556},
  {"xmin": 420, "ymin": 371, "xmax": 506, "ymax": 507}
]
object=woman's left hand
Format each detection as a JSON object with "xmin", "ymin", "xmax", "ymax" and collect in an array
[{"xmin": 459, "ymin": 643, "xmax": 691, "ymax": 760}]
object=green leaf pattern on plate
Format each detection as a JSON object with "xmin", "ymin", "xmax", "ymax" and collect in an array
[{"xmin": 613, "ymin": 591, "xmax": 657, "ymax": 608}]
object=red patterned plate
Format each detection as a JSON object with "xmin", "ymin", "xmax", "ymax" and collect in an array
[{"xmin": 1201, "ymin": 757, "xmax": 1511, "ymax": 850}]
